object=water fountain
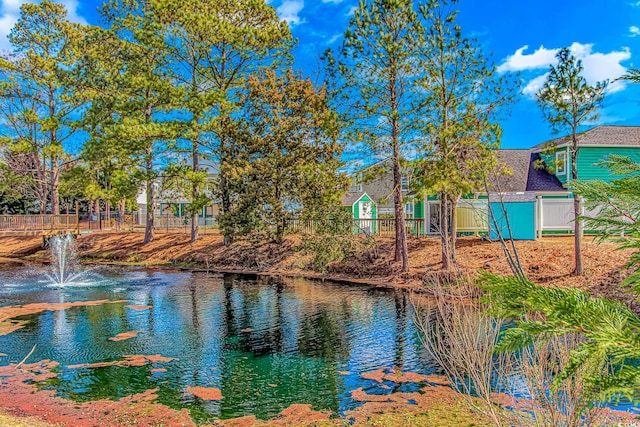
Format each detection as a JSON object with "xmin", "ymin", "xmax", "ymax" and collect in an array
[{"xmin": 46, "ymin": 234, "xmax": 84, "ymax": 286}]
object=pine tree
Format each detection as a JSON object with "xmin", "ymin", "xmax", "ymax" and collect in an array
[
  {"xmin": 339, "ymin": 0, "xmax": 423, "ymax": 272},
  {"xmin": 94, "ymin": 0, "xmax": 179, "ymax": 244},
  {"xmin": 415, "ymin": 0, "xmax": 514, "ymax": 270},
  {"xmin": 151, "ymin": 0, "xmax": 292, "ymax": 244},
  {"xmin": 0, "ymin": 0, "xmax": 87, "ymax": 215},
  {"xmin": 536, "ymin": 48, "xmax": 607, "ymax": 276}
]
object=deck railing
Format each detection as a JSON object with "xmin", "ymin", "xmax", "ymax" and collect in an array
[{"xmin": 0, "ymin": 214, "xmax": 79, "ymax": 232}]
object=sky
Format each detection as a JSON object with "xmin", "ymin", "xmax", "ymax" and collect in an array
[{"xmin": 0, "ymin": 0, "xmax": 639, "ymax": 150}]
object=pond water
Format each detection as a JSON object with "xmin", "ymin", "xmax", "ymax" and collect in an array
[{"xmin": 0, "ymin": 267, "xmax": 431, "ymax": 422}]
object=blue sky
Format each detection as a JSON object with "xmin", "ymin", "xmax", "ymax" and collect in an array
[{"xmin": 1, "ymin": 0, "xmax": 638, "ymax": 150}]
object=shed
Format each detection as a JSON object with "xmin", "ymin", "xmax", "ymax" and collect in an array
[
  {"xmin": 488, "ymin": 192, "xmax": 537, "ymax": 241},
  {"xmin": 343, "ymin": 192, "xmax": 377, "ymax": 234}
]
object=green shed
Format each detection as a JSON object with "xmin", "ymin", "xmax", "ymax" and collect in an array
[
  {"xmin": 343, "ymin": 192, "xmax": 377, "ymax": 234},
  {"xmin": 489, "ymin": 192, "xmax": 537, "ymax": 241}
]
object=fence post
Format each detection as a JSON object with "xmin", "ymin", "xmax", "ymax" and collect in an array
[
  {"xmin": 76, "ymin": 201, "xmax": 80, "ymax": 235},
  {"xmin": 536, "ymin": 195, "xmax": 543, "ymax": 240}
]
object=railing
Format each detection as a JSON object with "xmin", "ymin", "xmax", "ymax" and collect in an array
[
  {"xmin": 153, "ymin": 215, "xmax": 219, "ymax": 235},
  {"xmin": 0, "ymin": 214, "xmax": 79, "ymax": 232}
]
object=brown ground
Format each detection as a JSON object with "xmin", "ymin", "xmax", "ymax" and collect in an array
[{"xmin": 0, "ymin": 232, "xmax": 635, "ymax": 308}]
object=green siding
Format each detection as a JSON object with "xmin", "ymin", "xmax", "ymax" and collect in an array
[
  {"xmin": 541, "ymin": 146, "xmax": 640, "ymax": 185},
  {"xmin": 415, "ymin": 200, "xmax": 425, "ymax": 220},
  {"xmin": 576, "ymin": 147, "xmax": 640, "ymax": 182},
  {"xmin": 489, "ymin": 202, "xmax": 536, "ymax": 240}
]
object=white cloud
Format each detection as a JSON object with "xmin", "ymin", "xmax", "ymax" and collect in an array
[
  {"xmin": 630, "ymin": 26, "xmax": 640, "ymax": 37},
  {"xmin": 0, "ymin": 0, "xmax": 87, "ymax": 53},
  {"xmin": 497, "ymin": 45, "xmax": 559, "ymax": 73},
  {"xmin": 328, "ymin": 33, "xmax": 341, "ymax": 44},
  {"xmin": 322, "ymin": 0, "xmax": 344, "ymax": 3},
  {"xmin": 277, "ymin": 0, "xmax": 305, "ymax": 26},
  {"xmin": 522, "ymin": 73, "xmax": 549, "ymax": 96},
  {"xmin": 347, "ymin": 6, "xmax": 358, "ymax": 16},
  {"xmin": 501, "ymin": 42, "xmax": 632, "ymax": 97}
]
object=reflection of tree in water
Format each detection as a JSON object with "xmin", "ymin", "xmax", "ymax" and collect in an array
[{"xmin": 3, "ymin": 272, "xmax": 433, "ymax": 422}]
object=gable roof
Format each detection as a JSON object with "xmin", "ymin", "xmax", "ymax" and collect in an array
[
  {"xmin": 342, "ymin": 192, "xmax": 371, "ymax": 206},
  {"xmin": 526, "ymin": 153, "xmax": 566, "ymax": 191},
  {"xmin": 489, "ymin": 150, "xmax": 531, "ymax": 192},
  {"xmin": 532, "ymin": 125, "xmax": 640, "ymax": 151},
  {"xmin": 489, "ymin": 149, "xmax": 565, "ymax": 193}
]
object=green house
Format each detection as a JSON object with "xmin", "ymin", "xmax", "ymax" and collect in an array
[
  {"xmin": 533, "ymin": 125, "xmax": 640, "ymax": 185},
  {"xmin": 345, "ymin": 125, "xmax": 640, "ymax": 240},
  {"xmin": 343, "ymin": 192, "xmax": 377, "ymax": 234}
]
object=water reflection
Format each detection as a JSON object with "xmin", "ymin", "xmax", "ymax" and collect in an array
[{"xmin": 0, "ymin": 268, "xmax": 430, "ymax": 421}]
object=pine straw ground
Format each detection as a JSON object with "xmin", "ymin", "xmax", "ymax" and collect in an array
[{"xmin": 0, "ymin": 231, "xmax": 636, "ymax": 309}]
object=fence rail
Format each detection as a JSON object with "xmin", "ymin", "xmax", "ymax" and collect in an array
[{"xmin": 0, "ymin": 214, "xmax": 79, "ymax": 232}]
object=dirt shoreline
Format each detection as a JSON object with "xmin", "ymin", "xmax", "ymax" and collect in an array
[{"xmin": 0, "ymin": 231, "xmax": 636, "ymax": 305}]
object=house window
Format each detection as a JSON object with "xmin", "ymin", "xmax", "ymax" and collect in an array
[
  {"xmin": 401, "ymin": 177, "xmax": 408, "ymax": 192},
  {"xmin": 556, "ymin": 151, "xmax": 567, "ymax": 176},
  {"xmin": 350, "ymin": 176, "xmax": 363, "ymax": 193},
  {"xmin": 404, "ymin": 202, "xmax": 414, "ymax": 219}
]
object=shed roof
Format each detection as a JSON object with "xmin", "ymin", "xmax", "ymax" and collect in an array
[
  {"xmin": 532, "ymin": 125, "xmax": 640, "ymax": 151},
  {"xmin": 342, "ymin": 192, "xmax": 369, "ymax": 206}
]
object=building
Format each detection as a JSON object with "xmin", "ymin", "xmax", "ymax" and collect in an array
[{"xmin": 346, "ymin": 125, "xmax": 640, "ymax": 240}]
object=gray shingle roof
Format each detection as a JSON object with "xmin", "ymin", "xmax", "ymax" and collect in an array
[
  {"xmin": 489, "ymin": 150, "xmax": 565, "ymax": 193},
  {"xmin": 526, "ymin": 153, "xmax": 566, "ymax": 191},
  {"xmin": 342, "ymin": 192, "xmax": 366, "ymax": 206},
  {"xmin": 489, "ymin": 150, "xmax": 531, "ymax": 192},
  {"xmin": 532, "ymin": 125, "xmax": 640, "ymax": 151}
]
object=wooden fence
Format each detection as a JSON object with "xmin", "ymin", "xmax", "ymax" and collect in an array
[{"xmin": 0, "ymin": 214, "xmax": 79, "ymax": 233}]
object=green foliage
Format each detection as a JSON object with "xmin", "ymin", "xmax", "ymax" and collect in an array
[
  {"xmin": 219, "ymin": 69, "xmax": 346, "ymax": 243},
  {"xmin": 572, "ymin": 155, "xmax": 640, "ymax": 291},
  {"xmin": 480, "ymin": 272, "xmax": 640, "ymax": 404},
  {"xmin": 536, "ymin": 48, "xmax": 607, "ymax": 138},
  {"xmin": 302, "ymin": 232, "xmax": 375, "ymax": 274},
  {"xmin": 481, "ymin": 156, "xmax": 640, "ymax": 404}
]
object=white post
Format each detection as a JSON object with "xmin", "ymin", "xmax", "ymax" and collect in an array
[{"xmin": 537, "ymin": 195, "xmax": 543, "ymax": 240}]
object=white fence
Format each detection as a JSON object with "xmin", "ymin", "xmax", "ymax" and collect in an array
[{"xmin": 539, "ymin": 198, "xmax": 575, "ymax": 232}]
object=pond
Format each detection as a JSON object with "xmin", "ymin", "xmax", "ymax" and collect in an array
[{"xmin": 0, "ymin": 267, "xmax": 432, "ymax": 423}]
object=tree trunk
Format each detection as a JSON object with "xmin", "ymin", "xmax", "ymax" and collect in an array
[
  {"xmin": 450, "ymin": 195, "xmax": 458, "ymax": 262},
  {"xmin": 51, "ymin": 157, "xmax": 60, "ymax": 215},
  {"xmin": 219, "ymin": 114, "xmax": 233, "ymax": 246},
  {"xmin": 440, "ymin": 194, "xmax": 450, "ymax": 270},
  {"xmin": 392, "ymin": 154, "xmax": 408, "ymax": 272},
  {"xmin": 191, "ymin": 143, "xmax": 199, "ymax": 243},
  {"xmin": 143, "ymin": 153, "xmax": 154, "ymax": 245},
  {"xmin": 571, "ymin": 132, "xmax": 583, "ymax": 276},
  {"xmin": 119, "ymin": 199, "xmax": 126, "ymax": 219},
  {"xmin": 143, "ymin": 101, "xmax": 154, "ymax": 245},
  {"xmin": 389, "ymin": 55, "xmax": 408, "ymax": 272}
]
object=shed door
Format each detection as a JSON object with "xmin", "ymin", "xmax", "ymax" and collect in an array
[{"xmin": 359, "ymin": 201, "xmax": 372, "ymax": 234}]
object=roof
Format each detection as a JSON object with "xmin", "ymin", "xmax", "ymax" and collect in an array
[
  {"xmin": 489, "ymin": 150, "xmax": 531, "ymax": 192},
  {"xmin": 532, "ymin": 125, "xmax": 640, "ymax": 151},
  {"xmin": 342, "ymin": 192, "xmax": 368, "ymax": 206},
  {"xmin": 526, "ymin": 153, "xmax": 566, "ymax": 191},
  {"xmin": 489, "ymin": 150, "xmax": 565, "ymax": 193},
  {"xmin": 488, "ymin": 192, "xmax": 537, "ymax": 203}
]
